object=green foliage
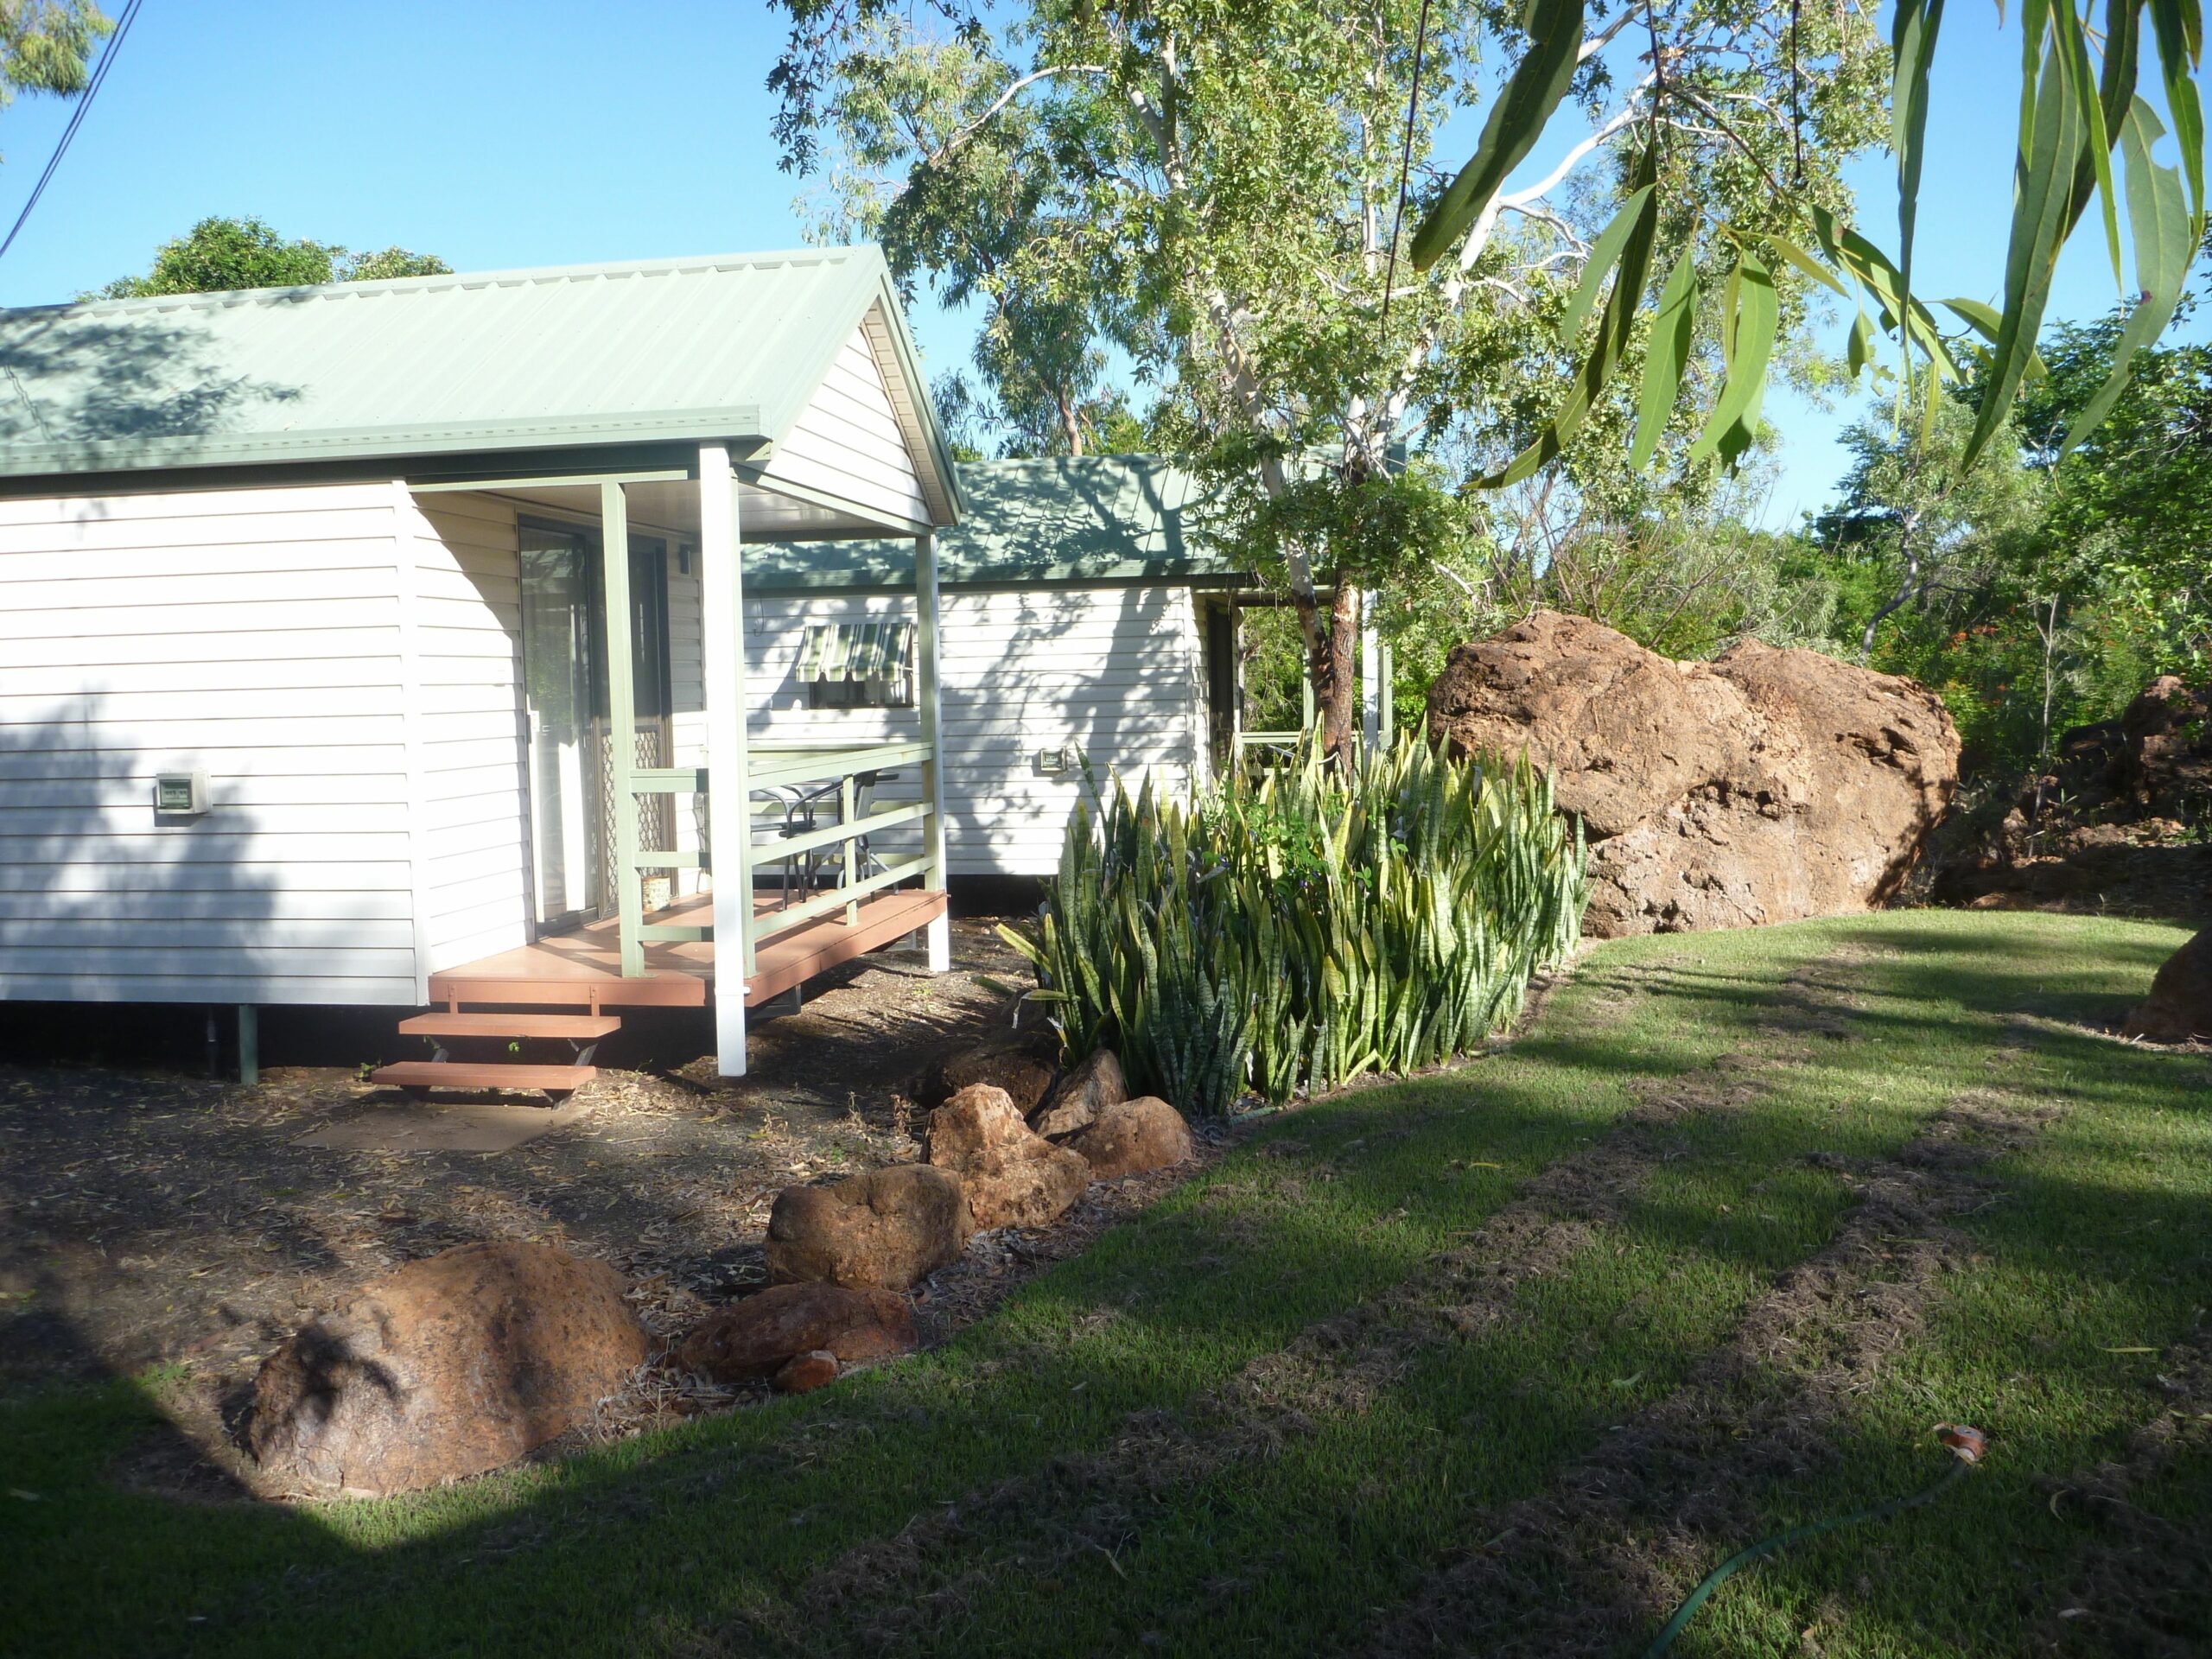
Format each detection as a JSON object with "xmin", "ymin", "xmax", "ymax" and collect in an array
[
  {"xmin": 1001, "ymin": 735, "xmax": 1588, "ymax": 1115},
  {"xmin": 95, "ymin": 216, "xmax": 449, "ymax": 299},
  {"xmin": 0, "ymin": 0, "xmax": 107, "ymax": 109}
]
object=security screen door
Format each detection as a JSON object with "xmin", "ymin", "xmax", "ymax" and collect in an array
[{"xmin": 519, "ymin": 520, "xmax": 673, "ymax": 933}]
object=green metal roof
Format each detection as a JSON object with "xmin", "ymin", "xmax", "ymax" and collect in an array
[
  {"xmin": 0, "ymin": 248, "xmax": 961, "ymax": 515},
  {"xmin": 747, "ymin": 454, "xmax": 1249, "ymax": 588}
]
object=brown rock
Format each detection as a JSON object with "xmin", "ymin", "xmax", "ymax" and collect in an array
[
  {"xmin": 926, "ymin": 1084, "xmax": 1090, "ymax": 1230},
  {"xmin": 1426, "ymin": 611, "xmax": 1961, "ymax": 938},
  {"xmin": 766, "ymin": 1163, "xmax": 972, "ymax": 1291},
  {"xmin": 1033, "ymin": 1047, "xmax": 1127, "ymax": 1139},
  {"xmin": 772, "ymin": 1351, "xmax": 841, "ymax": 1394},
  {"xmin": 245, "ymin": 1241, "xmax": 649, "ymax": 1497},
  {"xmin": 915, "ymin": 1037, "xmax": 1059, "ymax": 1115},
  {"xmin": 672, "ymin": 1282, "xmax": 916, "ymax": 1383},
  {"xmin": 1070, "ymin": 1096, "xmax": 1194, "ymax": 1179},
  {"xmin": 2123, "ymin": 928, "xmax": 2212, "ymax": 1043}
]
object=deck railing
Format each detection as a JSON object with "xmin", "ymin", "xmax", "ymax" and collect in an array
[{"xmin": 615, "ymin": 741, "xmax": 940, "ymax": 981}]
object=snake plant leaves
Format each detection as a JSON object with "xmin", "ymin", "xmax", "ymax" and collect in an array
[
  {"xmin": 1409, "ymin": 0, "xmax": 1586, "ymax": 273},
  {"xmin": 2062, "ymin": 97, "xmax": 2200, "ymax": 455},
  {"xmin": 2148, "ymin": 0, "xmax": 2206, "ymax": 218},
  {"xmin": 1688, "ymin": 250, "xmax": 1777, "ymax": 465},
  {"xmin": 1559, "ymin": 184, "xmax": 1656, "ymax": 346},
  {"xmin": 1965, "ymin": 35, "xmax": 2091, "ymax": 470},
  {"xmin": 1893, "ymin": 0, "xmax": 1948, "ymax": 355},
  {"xmin": 1630, "ymin": 241, "xmax": 1699, "ymax": 470},
  {"xmin": 1481, "ymin": 145, "xmax": 1661, "ymax": 488}
]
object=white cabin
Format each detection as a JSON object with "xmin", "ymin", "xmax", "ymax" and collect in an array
[{"xmin": 0, "ymin": 251, "xmax": 1246, "ymax": 1078}]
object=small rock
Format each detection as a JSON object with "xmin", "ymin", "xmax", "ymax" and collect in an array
[
  {"xmin": 1071, "ymin": 1096, "xmax": 1194, "ymax": 1179},
  {"xmin": 915, "ymin": 1038, "xmax": 1059, "ymax": 1115},
  {"xmin": 766, "ymin": 1163, "xmax": 972, "ymax": 1291},
  {"xmin": 772, "ymin": 1351, "xmax": 841, "ymax": 1395},
  {"xmin": 927, "ymin": 1084, "xmax": 1091, "ymax": 1230},
  {"xmin": 245, "ymin": 1242, "xmax": 649, "ymax": 1497},
  {"xmin": 673, "ymin": 1282, "xmax": 916, "ymax": 1383},
  {"xmin": 1033, "ymin": 1048, "xmax": 1127, "ymax": 1139},
  {"xmin": 2124, "ymin": 926, "xmax": 2211, "ymax": 1043}
]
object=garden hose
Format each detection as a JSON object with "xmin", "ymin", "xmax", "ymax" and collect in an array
[{"xmin": 1640, "ymin": 1426, "xmax": 1988, "ymax": 1658}]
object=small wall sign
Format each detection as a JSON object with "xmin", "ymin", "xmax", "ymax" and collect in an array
[{"xmin": 154, "ymin": 772, "xmax": 210, "ymax": 816}]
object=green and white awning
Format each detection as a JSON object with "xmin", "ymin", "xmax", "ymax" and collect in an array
[{"xmin": 799, "ymin": 620, "xmax": 913, "ymax": 683}]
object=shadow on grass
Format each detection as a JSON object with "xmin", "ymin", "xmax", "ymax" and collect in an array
[{"xmin": 2, "ymin": 912, "xmax": 2203, "ymax": 1657}]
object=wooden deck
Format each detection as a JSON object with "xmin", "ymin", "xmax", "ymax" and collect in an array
[{"xmin": 425, "ymin": 888, "xmax": 947, "ymax": 1010}]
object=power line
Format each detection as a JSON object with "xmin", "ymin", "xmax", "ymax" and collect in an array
[
  {"xmin": 1376, "ymin": 0, "xmax": 1435, "ymax": 363},
  {"xmin": 0, "ymin": 0, "xmax": 148, "ymax": 268}
]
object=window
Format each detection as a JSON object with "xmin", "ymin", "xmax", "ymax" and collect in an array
[{"xmin": 801, "ymin": 620, "xmax": 915, "ymax": 709}]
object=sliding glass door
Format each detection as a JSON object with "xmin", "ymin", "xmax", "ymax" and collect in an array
[{"xmin": 519, "ymin": 519, "xmax": 671, "ymax": 934}]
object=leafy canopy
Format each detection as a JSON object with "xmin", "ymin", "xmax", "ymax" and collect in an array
[{"xmin": 95, "ymin": 216, "xmax": 451, "ymax": 300}]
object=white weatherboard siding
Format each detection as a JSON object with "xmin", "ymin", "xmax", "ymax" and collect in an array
[
  {"xmin": 402, "ymin": 490, "xmax": 534, "ymax": 976},
  {"xmin": 0, "ymin": 483, "xmax": 419, "ymax": 1004},
  {"xmin": 734, "ymin": 585, "xmax": 1206, "ymax": 876},
  {"xmin": 753, "ymin": 315, "xmax": 930, "ymax": 532}
]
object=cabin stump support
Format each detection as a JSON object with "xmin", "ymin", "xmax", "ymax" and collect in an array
[{"xmin": 237, "ymin": 1004, "xmax": 258, "ymax": 1086}]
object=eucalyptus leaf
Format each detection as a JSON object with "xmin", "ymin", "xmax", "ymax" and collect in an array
[
  {"xmin": 1631, "ymin": 241, "xmax": 1700, "ymax": 469},
  {"xmin": 1409, "ymin": 0, "xmax": 1586, "ymax": 272}
]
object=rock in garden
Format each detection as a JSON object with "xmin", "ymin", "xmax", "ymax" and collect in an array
[
  {"xmin": 1426, "ymin": 610, "xmax": 1961, "ymax": 937},
  {"xmin": 915, "ymin": 1037, "xmax": 1059, "ymax": 1115},
  {"xmin": 1032, "ymin": 1047, "xmax": 1127, "ymax": 1139},
  {"xmin": 2123, "ymin": 927, "xmax": 2212, "ymax": 1044},
  {"xmin": 772, "ymin": 1351, "xmax": 841, "ymax": 1395},
  {"xmin": 672, "ymin": 1282, "xmax": 916, "ymax": 1383},
  {"xmin": 766, "ymin": 1163, "xmax": 973, "ymax": 1291},
  {"xmin": 245, "ymin": 1241, "xmax": 649, "ymax": 1497},
  {"xmin": 926, "ymin": 1084, "xmax": 1091, "ymax": 1230},
  {"xmin": 1070, "ymin": 1096, "xmax": 1194, "ymax": 1179}
]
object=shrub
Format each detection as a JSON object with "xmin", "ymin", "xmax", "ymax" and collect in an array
[{"xmin": 1001, "ymin": 734, "xmax": 1588, "ymax": 1116}]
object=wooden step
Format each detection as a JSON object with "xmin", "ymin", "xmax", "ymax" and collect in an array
[
  {"xmin": 397, "ymin": 1013, "xmax": 622, "ymax": 1041},
  {"xmin": 368, "ymin": 1061, "xmax": 597, "ymax": 1100}
]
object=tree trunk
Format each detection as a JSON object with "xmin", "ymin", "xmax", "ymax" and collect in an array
[{"xmin": 1293, "ymin": 585, "xmax": 1360, "ymax": 760}]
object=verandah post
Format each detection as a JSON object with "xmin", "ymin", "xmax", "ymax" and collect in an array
[
  {"xmin": 601, "ymin": 481, "xmax": 644, "ymax": 977},
  {"xmin": 914, "ymin": 531, "xmax": 950, "ymax": 972},
  {"xmin": 700, "ymin": 444, "xmax": 753, "ymax": 1076}
]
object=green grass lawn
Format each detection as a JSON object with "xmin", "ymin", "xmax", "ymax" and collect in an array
[{"xmin": 3, "ymin": 912, "xmax": 2206, "ymax": 1657}]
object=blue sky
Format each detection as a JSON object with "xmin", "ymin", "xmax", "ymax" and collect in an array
[{"xmin": 0, "ymin": 2, "xmax": 2193, "ymax": 527}]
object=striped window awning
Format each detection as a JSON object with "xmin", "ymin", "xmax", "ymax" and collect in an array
[{"xmin": 800, "ymin": 620, "xmax": 913, "ymax": 683}]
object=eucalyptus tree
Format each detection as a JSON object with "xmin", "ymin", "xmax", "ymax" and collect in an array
[
  {"xmin": 771, "ymin": 0, "xmax": 1887, "ymax": 751},
  {"xmin": 1, "ymin": 0, "xmax": 108, "ymax": 114}
]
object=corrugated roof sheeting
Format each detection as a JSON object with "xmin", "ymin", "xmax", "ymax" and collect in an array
[
  {"xmin": 744, "ymin": 454, "xmax": 1249, "ymax": 588},
  {"xmin": 0, "ymin": 250, "xmax": 957, "ymax": 516}
]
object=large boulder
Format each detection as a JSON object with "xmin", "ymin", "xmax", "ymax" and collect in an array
[
  {"xmin": 766, "ymin": 1163, "xmax": 972, "ymax": 1291},
  {"xmin": 2123, "ymin": 928, "xmax": 2212, "ymax": 1044},
  {"xmin": 1070, "ymin": 1096, "xmax": 1195, "ymax": 1179},
  {"xmin": 925, "ymin": 1084, "xmax": 1091, "ymax": 1230},
  {"xmin": 673, "ymin": 1282, "xmax": 916, "ymax": 1384},
  {"xmin": 915, "ymin": 1037, "xmax": 1059, "ymax": 1116},
  {"xmin": 245, "ymin": 1241, "xmax": 649, "ymax": 1497},
  {"xmin": 1033, "ymin": 1047, "xmax": 1128, "ymax": 1140},
  {"xmin": 1427, "ymin": 611, "xmax": 1961, "ymax": 938}
]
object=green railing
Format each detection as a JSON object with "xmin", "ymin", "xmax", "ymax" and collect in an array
[{"xmin": 613, "ymin": 741, "xmax": 940, "ymax": 980}]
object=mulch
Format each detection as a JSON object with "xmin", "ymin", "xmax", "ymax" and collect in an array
[{"xmin": 0, "ymin": 917, "xmax": 1215, "ymax": 1499}]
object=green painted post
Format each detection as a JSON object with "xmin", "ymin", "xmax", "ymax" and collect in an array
[
  {"xmin": 842, "ymin": 772, "xmax": 859, "ymax": 925},
  {"xmin": 237, "ymin": 1004, "xmax": 258, "ymax": 1086},
  {"xmin": 601, "ymin": 481, "xmax": 644, "ymax": 977}
]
